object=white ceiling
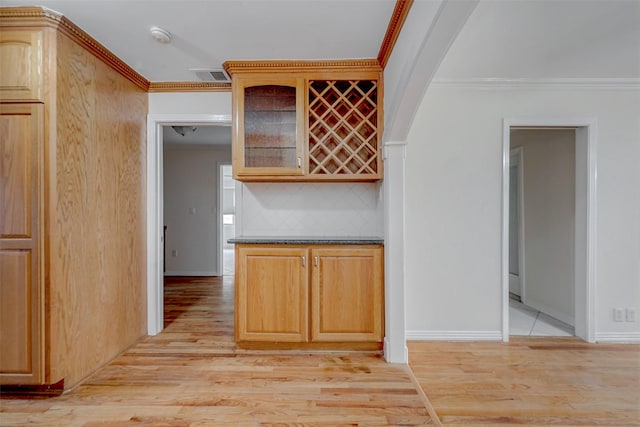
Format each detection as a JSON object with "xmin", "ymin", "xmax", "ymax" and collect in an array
[
  {"xmin": 435, "ymin": 0, "xmax": 640, "ymax": 79},
  {"xmin": 2, "ymin": 0, "xmax": 396, "ymax": 82}
]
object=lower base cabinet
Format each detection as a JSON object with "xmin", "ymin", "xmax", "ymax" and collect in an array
[{"xmin": 235, "ymin": 244, "xmax": 383, "ymax": 348}]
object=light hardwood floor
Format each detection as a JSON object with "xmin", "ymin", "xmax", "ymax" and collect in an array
[
  {"xmin": 0, "ymin": 276, "xmax": 432, "ymax": 426},
  {"xmin": 409, "ymin": 339, "xmax": 640, "ymax": 425},
  {"xmin": 1, "ymin": 276, "xmax": 638, "ymax": 426}
]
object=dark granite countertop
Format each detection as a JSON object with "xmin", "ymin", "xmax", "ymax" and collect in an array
[{"xmin": 228, "ymin": 236, "xmax": 384, "ymax": 245}]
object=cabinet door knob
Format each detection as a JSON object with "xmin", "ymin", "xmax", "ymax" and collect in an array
[
  {"xmin": 297, "ymin": 157, "xmax": 302, "ymax": 168},
  {"xmin": 302, "ymin": 256, "xmax": 306, "ymax": 267},
  {"xmin": 314, "ymin": 256, "xmax": 319, "ymax": 266}
]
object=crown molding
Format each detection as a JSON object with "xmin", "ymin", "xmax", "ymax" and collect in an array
[
  {"xmin": 430, "ymin": 78, "xmax": 640, "ymax": 91},
  {"xmin": 223, "ymin": 59, "xmax": 382, "ymax": 76},
  {"xmin": 148, "ymin": 82, "xmax": 231, "ymax": 93},
  {"xmin": 377, "ymin": 0, "xmax": 414, "ymax": 69},
  {"xmin": 0, "ymin": 6, "xmax": 150, "ymax": 92}
]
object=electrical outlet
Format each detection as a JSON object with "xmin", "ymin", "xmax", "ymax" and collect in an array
[
  {"xmin": 171, "ymin": 250, "xmax": 178, "ymax": 257},
  {"xmin": 626, "ymin": 308, "xmax": 636, "ymax": 322},
  {"xmin": 613, "ymin": 308, "xmax": 625, "ymax": 322}
]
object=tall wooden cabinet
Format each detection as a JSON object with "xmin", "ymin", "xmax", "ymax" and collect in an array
[
  {"xmin": 0, "ymin": 8, "xmax": 148, "ymax": 390},
  {"xmin": 235, "ymin": 244, "xmax": 383, "ymax": 349}
]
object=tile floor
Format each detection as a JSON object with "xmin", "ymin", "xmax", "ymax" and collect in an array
[
  {"xmin": 223, "ymin": 248, "xmax": 234, "ymax": 276},
  {"xmin": 509, "ymin": 297, "xmax": 574, "ymax": 336}
]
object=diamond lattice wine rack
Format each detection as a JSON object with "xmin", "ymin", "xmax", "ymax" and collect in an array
[{"xmin": 308, "ymin": 80, "xmax": 379, "ymax": 177}]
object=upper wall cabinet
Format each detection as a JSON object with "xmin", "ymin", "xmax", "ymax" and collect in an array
[
  {"xmin": 0, "ymin": 30, "xmax": 44, "ymax": 101},
  {"xmin": 225, "ymin": 61, "xmax": 383, "ymax": 182}
]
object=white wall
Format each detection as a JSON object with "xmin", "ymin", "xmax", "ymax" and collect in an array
[
  {"xmin": 149, "ymin": 92, "xmax": 232, "ymax": 116},
  {"xmin": 239, "ymin": 182, "xmax": 383, "ymax": 237},
  {"xmin": 512, "ymin": 129, "xmax": 576, "ymax": 325},
  {"xmin": 405, "ymin": 87, "xmax": 640, "ymax": 339},
  {"xmin": 163, "ymin": 145, "xmax": 231, "ymax": 275}
]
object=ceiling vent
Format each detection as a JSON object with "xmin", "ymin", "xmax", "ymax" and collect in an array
[{"xmin": 190, "ymin": 68, "xmax": 231, "ymax": 82}]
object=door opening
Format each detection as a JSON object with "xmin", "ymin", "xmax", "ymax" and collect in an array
[
  {"xmin": 502, "ymin": 119, "xmax": 597, "ymax": 343},
  {"xmin": 146, "ymin": 114, "xmax": 232, "ymax": 335},
  {"xmin": 509, "ymin": 129, "xmax": 576, "ymax": 337}
]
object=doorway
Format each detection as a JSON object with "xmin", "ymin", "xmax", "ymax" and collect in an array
[
  {"xmin": 146, "ymin": 114, "xmax": 232, "ymax": 335},
  {"xmin": 502, "ymin": 119, "xmax": 597, "ymax": 343},
  {"xmin": 509, "ymin": 129, "xmax": 576, "ymax": 337}
]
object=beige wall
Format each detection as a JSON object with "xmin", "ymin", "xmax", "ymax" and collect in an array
[
  {"xmin": 511, "ymin": 129, "xmax": 576, "ymax": 325},
  {"xmin": 163, "ymin": 145, "xmax": 231, "ymax": 275}
]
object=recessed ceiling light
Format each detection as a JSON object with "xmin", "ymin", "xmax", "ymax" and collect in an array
[{"xmin": 150, "ymin": 26, "xmax": 172, "ymax": 44}]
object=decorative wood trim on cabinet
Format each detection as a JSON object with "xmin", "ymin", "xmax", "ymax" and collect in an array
[
  {"xmin": 0, "ymin": 7, "xmax": 149, "ymax": 92},
  {"xmin": 377, "ymin": 0, "xmax": 414, "ymax": 69},
  {"xmin": 148, "ymin": 81, "xmax": 231, "ymax": 93},
  {"xmin": 224, "ymin": 59, "xmax": 382, "ymax": 75}
]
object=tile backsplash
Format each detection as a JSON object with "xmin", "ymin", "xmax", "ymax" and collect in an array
[{"xmin": 240, "ymin": 182, "xmax": 383, "ymax": 237}]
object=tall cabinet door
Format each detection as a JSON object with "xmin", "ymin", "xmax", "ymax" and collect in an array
[
  {"xmin": 235, "ymin": 245, "xmax": 309, "ymax": 342},
  {"xmin": 0, "ymin": 103, "xmax": 43, "ymax": 384},
  {"xmin": 311, "ymin": 247, "xmax": 383, "ymax": 342}
]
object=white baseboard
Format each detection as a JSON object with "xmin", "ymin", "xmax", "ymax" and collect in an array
[
  {"xmin": 595, "ymin": 332, "xmax": 640, "ymax": 343},
  {"xmin": 164, "ymin": 271, "xmax": 219, "ymax": 277},
  {"xmin": 406, "ymin": 331, "xmax": 502, "ymax": 341},
  {"xmin": 523, "ymin": 297, "xmax": 574, "ymax": 326}
]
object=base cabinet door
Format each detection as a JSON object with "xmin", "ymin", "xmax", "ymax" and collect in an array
[
  {"xmin": 311, "ymin": 247, "xmax": 383, "ymax": 342},
  {"xmin": 236, "ymin": 246, "xmax": 309, "ymax": 342}
]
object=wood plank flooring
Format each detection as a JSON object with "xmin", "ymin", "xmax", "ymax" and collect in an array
[
  {"xmin": 0, "ymin": 276, "xmax": 432, "ymax": 426},
  {"xmin": 408, "ymin": 339, "xmax": 640, "ymax": 425},
  {"xmin": 2, "ymin": 275, "xmax": 638, "ymax": 426}
]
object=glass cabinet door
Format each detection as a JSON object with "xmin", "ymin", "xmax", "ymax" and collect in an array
[{"xmin": 234, "ymin": 77, "xmax": 304, "ymax": 176}]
